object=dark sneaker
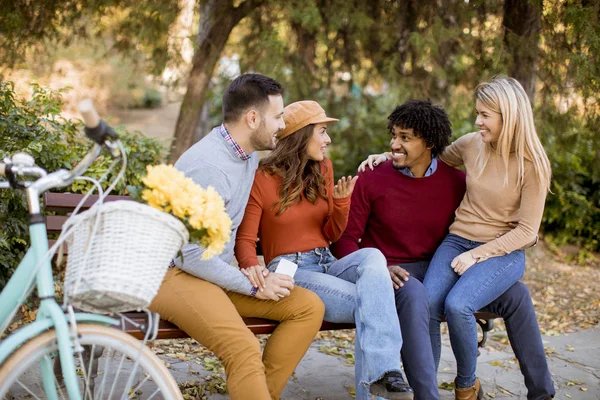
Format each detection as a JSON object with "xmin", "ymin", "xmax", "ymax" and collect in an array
[{"xmin": 369, "ymin": 371, "xmax": 414, "ymax": 399}]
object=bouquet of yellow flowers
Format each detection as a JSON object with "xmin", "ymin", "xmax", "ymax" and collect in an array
[{"xmin": 133, "ymin": 164, "xmax": 232, "ymax": 260}]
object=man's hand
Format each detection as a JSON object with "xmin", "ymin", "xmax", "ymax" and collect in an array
[
  {"xmin": 255, "ymin": 273, "xmax": 295, "ymax": 301},
  {"xmin": 241, "ymin": 265, "xmax": 269, "ymax": 291},
  {"xmin": 357, "ymin": 152, "xmax": 390, "ymax": 172},
  {"xmin": 451, "ymin": 251, "xmax": 478, "ymax": 276},
  {"xmin": 333, "ymin": 176, "xmax": 359, "ymax": 199},
  {"xmin": 388, "ymin": 265, "xmax": 410, "ymax": 290}
]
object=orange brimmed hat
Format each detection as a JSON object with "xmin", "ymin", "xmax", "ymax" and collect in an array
[{"xmin": 277, "ymin": 101, "xmax": 339, "ymax": 139}]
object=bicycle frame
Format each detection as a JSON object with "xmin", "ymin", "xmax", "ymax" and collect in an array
[{"xmin": 0, "ymin": 213, "xmax": 118, "ymax": 399}]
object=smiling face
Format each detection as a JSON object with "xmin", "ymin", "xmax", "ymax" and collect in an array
[
  {"xmin": 249, "ymin": 94, "xmax": 286, "ymax": 151},
  {"xmin": 389, "ymin": 126, "xmax": 433, "ymax": 178},
  {"xmin": 306, "ymin": 123, "xmax": 331, "ymax": 161},
  {"xmin": 475, "ymin": 99, "xmax": 503, "ymax": 144}
]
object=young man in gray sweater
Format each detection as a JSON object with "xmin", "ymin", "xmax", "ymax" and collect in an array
[{"xmin": 149, "ymin": 74, "xmax": 325, "ymax": 400}]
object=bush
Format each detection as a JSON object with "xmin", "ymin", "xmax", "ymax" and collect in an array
[
  {"xmin": 0, "ymin": 81, "xmax": 165, "ymax": 287},
  {"xmin": 537, "ymin": 107, "xmax": 600, "ymax": 254}
]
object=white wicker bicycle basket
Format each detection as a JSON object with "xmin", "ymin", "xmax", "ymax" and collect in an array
[{"xmin": 63, "ymin": 200, "xmax": 189, "ymax": 314}]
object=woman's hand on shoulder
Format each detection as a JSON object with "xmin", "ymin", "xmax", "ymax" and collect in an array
[
  {"xmin": 333, "ymin": 175, "xmax": 359, "ymax": 199},
  {"xmin": 357, "ymin": 152, "xmax": 390, "ymax": 172}
]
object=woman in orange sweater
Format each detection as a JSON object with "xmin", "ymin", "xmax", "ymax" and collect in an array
[{"xmin": 235, "ymin": 101, "xmax": 412, "ymax": 400}]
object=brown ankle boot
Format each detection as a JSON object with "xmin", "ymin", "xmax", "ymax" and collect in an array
[{"xmin": 454, "ymin": 378, "xmax": 483, "ymax": 400}]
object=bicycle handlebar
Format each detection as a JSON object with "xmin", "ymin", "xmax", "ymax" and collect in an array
[
  {"xmin": 79, "ymin": 99, "xmax": 100, "ymax": 128},
  {"xmin": 79, "ymin": 99, "xmax": 118, "ymax": 145}
]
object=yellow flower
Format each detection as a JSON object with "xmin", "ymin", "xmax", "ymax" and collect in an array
[
  {"xmin": 140, "ymin": 164, "xmax": 232, "ymax": 259},
  {"xmin": 142, "ymin": 188, "xmax": 170, "ymax": 212},
  {"xmin": 170, "ymin": 189, "xmax": 196, "ymax": 219}
]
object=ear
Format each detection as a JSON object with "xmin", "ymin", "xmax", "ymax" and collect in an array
[{"xmin": 245, "ymin": 109, "xmax": 261, "ymax": 130}]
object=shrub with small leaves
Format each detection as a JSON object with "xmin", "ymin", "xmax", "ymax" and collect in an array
[{"xmin": 0, "ymin": 81, "xmax": 165, "ymax": 287}]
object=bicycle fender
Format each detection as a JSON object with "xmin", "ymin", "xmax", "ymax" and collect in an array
[{"xmin": 0, "ymin": 314, "xmax": 118, "ymax": 365}]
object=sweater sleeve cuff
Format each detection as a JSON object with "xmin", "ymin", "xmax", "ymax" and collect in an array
[
  {"xmin": 470, "ymin": 243, "xmax": 507, "ymax": 261},
  {"xmin": 333, "ymin": 196, "xmax": 351, "ymax": 207},
  {"xmin": 238, "ymin": 256, "xmax": 260, "ymax": 269}
]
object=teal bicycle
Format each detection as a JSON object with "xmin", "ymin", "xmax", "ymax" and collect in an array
[{"xmin": 0, "ymin": 102, "xmax": 182, "ymax": 399}]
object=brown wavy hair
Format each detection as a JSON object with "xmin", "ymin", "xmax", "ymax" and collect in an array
[{"xmin": 259, "ymin": 124, "xmax": 328, "ymax": 215}]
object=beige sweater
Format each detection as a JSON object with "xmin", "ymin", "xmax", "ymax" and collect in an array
[{"xmin": 439, "ymin": 132, "xmax": 547, "ymax": 261}]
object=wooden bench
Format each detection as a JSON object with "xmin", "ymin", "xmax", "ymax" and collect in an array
[{"xmin": 44, "ymin": 192, "xmax": 498, "ymax": 346}]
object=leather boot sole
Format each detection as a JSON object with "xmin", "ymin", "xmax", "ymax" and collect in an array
[{"xmin": 369, "ymin": 383, "xmax": 414, "ymax": 400}]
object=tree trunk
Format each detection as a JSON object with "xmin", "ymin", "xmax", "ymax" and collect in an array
[
  {"xmin": 503, "ymin": 0, "xmax": 542, "ymax": 101},
  {"xmin": 396, "ymin": 0, "xmax": 419, "ymax": 76},
  {"xmin": 168, "ymin": 0, "xmax": 263, "ymax": 162},
  {"xmin": 161, "ymin": 0, "xmax": 195, "ymax": 92},
  {"xmin": 290, "ymin": 21, "xmax": 317, "ymax": 98}
]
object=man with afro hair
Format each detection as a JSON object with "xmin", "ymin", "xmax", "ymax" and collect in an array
[{"xmin": 332, "ymin": 99, "xmax": 554, "ymax": 399}]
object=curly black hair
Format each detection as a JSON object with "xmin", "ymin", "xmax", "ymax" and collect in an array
[{"xmin": 387, "ymin": 99, "xmax": 452, "ymax": 156}]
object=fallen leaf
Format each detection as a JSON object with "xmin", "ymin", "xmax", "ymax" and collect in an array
[{"xmin": 565, "ymin": 344, "xmax": 574, "ymax": 352}]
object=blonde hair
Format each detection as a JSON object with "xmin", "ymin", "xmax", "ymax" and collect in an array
[{"xmin": 474, "ymin": 76, "xmax": 552, "ymax": 192}]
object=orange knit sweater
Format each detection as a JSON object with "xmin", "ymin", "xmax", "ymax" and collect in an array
[{"xmin": 235, "ymin": 158, "xmax": 351, "ymax": 268}]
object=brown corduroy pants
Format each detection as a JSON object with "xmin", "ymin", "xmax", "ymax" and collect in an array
[{"xmin": 149, "ymin": 267, "xmax": 325, "ymax": 400}]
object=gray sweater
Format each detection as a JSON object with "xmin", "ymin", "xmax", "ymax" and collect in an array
[{"xmin": 173, "ymin": 126, "xmax": 258, "ymax": 295}]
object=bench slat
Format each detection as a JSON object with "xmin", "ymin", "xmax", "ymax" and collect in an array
[
  {"xmin": 44, "ymin": 192, "xmax": 130, "ymax": 213},
  {"xmin": 46, "ymin": 215, "xmax": 69, "ymax": 234},
  {"xmin": 120, "ymin": 312, "xmax": 356, "ymax": 340}
]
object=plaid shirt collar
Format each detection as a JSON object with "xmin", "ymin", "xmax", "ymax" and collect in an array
[{"xmin": 219, "ymin": 123, "xmax": 250, "ymax": 161}]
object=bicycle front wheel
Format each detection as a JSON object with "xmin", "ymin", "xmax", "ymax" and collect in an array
[{"xmin": 0, "ymin": 324, "xmax": 182, "ymax": 399}]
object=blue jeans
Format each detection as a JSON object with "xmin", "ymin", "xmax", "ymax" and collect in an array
[
  {"xmin": 481, "ymin": 283, "xmax": 555, "ymax": 399},
  {"xmin": 393, "ymin": 261, "xmax": 440, "ymax": 400},
  {"xmin": 401, "ymin": 261, "xmax": 554, "ymax": 399},
  {"xmin": 424, "ymin": 234, "xmax": 526, "ymax": 388},
  {"xmin": 267, "ymin": 247, "xmax": 403, "ymax": 400}
]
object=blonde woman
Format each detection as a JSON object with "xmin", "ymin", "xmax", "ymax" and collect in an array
[
  {"xmin": 359, "ymin": 76, "xmax": 552, "ymax": 400},
  {"xmin": 420, "ymin": 76, "xmax": 552, "ymax": 399}
]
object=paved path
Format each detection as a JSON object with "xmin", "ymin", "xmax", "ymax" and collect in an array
[{"xmin": 163, "ymin": 325, "xmax": 600, "ymax": 399}]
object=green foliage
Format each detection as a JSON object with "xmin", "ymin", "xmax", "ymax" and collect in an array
[
  {"xmin": 142, "ymin": 88, "xmax": 163, "ymax": 109},
  {"xmin": 537, "ymin": 107, "xmax": 600, "ymax": 252},
  {"xmin": 3, "ymin": 0, "xmax": 598, "ymax": 254},
  {"xmin": 326, "ymin": 94, "xmax": 402, "ymax": 179},
  {"xmin": 0, "ymin": 0, "xmax": 179, "ymax": 75},
  {"xmin": 0, "ymin": 81, "xmax": 164, "ymax": 286},
  {"xmin": 231, "ymin": 0, "xmax": 600, "ymax": 254}
]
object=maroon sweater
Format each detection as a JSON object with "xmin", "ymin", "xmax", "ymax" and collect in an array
[{"xmin": 332, "ymin": 160, "xmax": 466, "ymax": 265}]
